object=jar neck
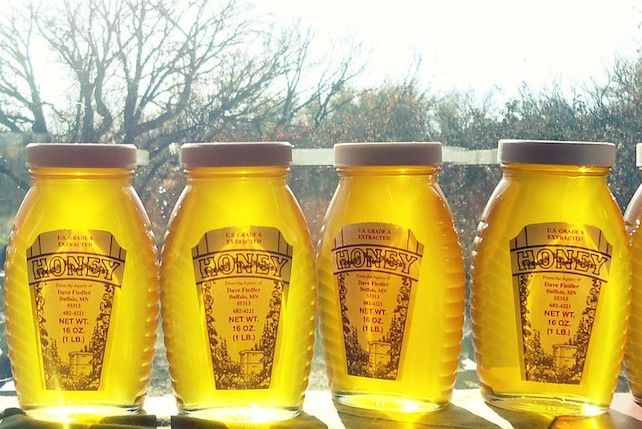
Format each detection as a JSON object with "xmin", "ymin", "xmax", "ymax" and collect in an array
[
  {"xmin": 501, "ymin": 162, "xmax": 612, "ymax": 178},
  {"xmin": 30, "ymin": 167, "xmax": 134, "ymax": 182},
  {"xmin": 185, "ymin": 166, "xmax": 290, "ymax": 181},
  {"xmin": 336, "ymin": 165, "xmax": 440, "ymax": 180}
]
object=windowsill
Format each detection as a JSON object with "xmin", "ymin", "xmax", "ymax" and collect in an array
[{"xmin": 0, "ymin": 389, "xmax": 640, "ymax": 428}]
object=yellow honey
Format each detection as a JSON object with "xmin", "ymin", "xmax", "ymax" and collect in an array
[
  {"xmin": 160, "ymin": 142, "xmax": 316, "ymax": 423},
  {"xmin": 624, "ymin": 142, "xmax": 642, "ymax": 405},
  {"xmin": 317, "ymin": 142, "xmax": 465, "ymax": 414},
  {"xmin": 471, "ymin": 139, "xmax": 630, "ymax": 416},
  {"xmin": 4, "ymin": 143, "xmax": 159, "ymax": 421}
]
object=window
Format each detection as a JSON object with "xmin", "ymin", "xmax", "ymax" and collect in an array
[{"xmin": 0, "ymin": 0, "xmax": 639, "ymax": 405}]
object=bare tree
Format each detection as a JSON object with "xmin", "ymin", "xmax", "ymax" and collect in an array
[
  {"xmin": 31, "ymin": 0, "xmax": 250, "ymax": 145},
  {"xmin": 0, "ymin": 3, "xmax": 49, "ymax": 139},
  {"xmin": 35, "ymin": 0, "xmax": 117, "ymax": 141},
  {"xmin": 0, "ymin": 0, "xmax": 364, "ymax": 145},
  {"xmin": 272, "ymin": 26, "xmax": 365, "ymax": 129},
  {"xmin": 171, "ymin": 21, "xmax": 365, "ymax": 143},
  {"xmin": 0, "ymin": 0, "xmax": 365, "ymax": 234}
]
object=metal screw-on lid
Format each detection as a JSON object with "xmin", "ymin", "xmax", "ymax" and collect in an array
[
  {"xmin": 26, "ymin": 143, "xmax": 139, "ymax": 169},
  {"xmin": 498, "ymin": 139, "xmax": 616, "ymax": 167},
  {"xmin": 334, "ymin": 142, "xmax": 442, "ymax": 166},
  {"xmin": 180, "ymin": 142, "xmax": 292, "ymax": 167}
]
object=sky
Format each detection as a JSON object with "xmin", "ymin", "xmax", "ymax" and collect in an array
[
  {"xmin": 254, "ymin": 0, "xmax": 641, "ymax": 101},
  {"xmin": 5, "ymin": 0, "xmax": 640, "ymax": 106}
]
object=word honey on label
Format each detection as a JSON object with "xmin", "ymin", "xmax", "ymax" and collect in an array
[
  {"xmin": 160, "ymin": 142, "xmax": 316, "ymax": 423},
  {"xmin": 4, "ymin": 143, "xmax": 159, "ymax": 421},
  {"xmin": 471, "ymin": 140, "xmax": 630, "ymax": 416},
  {"xmin": 317, "ymin": 142, "xmax": 465, "ymax": 414}
]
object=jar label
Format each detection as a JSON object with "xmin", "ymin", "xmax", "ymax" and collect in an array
[
  {"xmin": 27, "ymin": 230, "xmax": 126, "ymax": 391},
  {"xmin": 191, "ymin": 226, "xmax": 292, "ymax": 390},
  {"xmin": 509, "ymin": 223, "xmax": 612, "ymax": 384},
  {"xmin": 331, "ymin": 222, "xmax": 423, "ymax": 380}
]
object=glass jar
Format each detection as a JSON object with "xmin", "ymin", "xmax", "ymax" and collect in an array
[
  {"xmin": 160, "ymin": 142, "xmax": 316, "ymax": 423},
  {"xmin": 4, "ymin": 143, "xmax": 159, "ymax": 421},
  {"xmin": 317, "ymin": 142, "xmax": 465, "ymax": 414},
  {"xmin": 624, "ymin": 142, "xmax": 642, "ymax": 405},
  {"xmin": 471, "ymin": 139, "xmax": 630, "ymax": 416}
]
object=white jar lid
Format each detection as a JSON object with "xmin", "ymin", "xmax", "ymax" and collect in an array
[
  {"xmin": 498, "ymin": 139, "xmax": 615, "ymax": 167},
  {"xmin": 636, "ymin": 143, "xmax": 642, "ymax": 167},
  {"xmin": 26, "ymin": 143, "xmax": 139, "ymax": 168},
  {"xmin": 180, "ymin": 142, "xmax": 292, "ymax": 167},
  {"xmin": 334, "ymin": 142, "xmax": 442, "ymax": 166}
]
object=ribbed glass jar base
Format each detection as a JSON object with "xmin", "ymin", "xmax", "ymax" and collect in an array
[
  {"xmin": 180, "ymin": 405, "xmax": 301, "ymax": 423},
  {"xmin": 334, "ymin": 392, "xmax": 448, "ymax": 414},
  {"xmin": 480, "ymin": 384, "xmax": 608, "ymax": 417},
  {"xmin": 25, "ymin": 403, "xmax": 142, "ymax": 423}
]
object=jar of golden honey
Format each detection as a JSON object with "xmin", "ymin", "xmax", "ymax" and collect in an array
[
  {"xmin": 471, "ymin": 139, "xmax": 630, "ymax": 416},
  {"xmin": 160, "ymin": 142, "xmax": 316, "ymax": 423},
  {"xmin": 317, "ymin": 142, "xmax": 465, "ymax": 414},
  {"xmin": 624, "ymin": 142, "xmax": 642, "ymax": 405},
  {"xmin": 4, "ymin": 143, "xmax": 159, "ymax": 421}
]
